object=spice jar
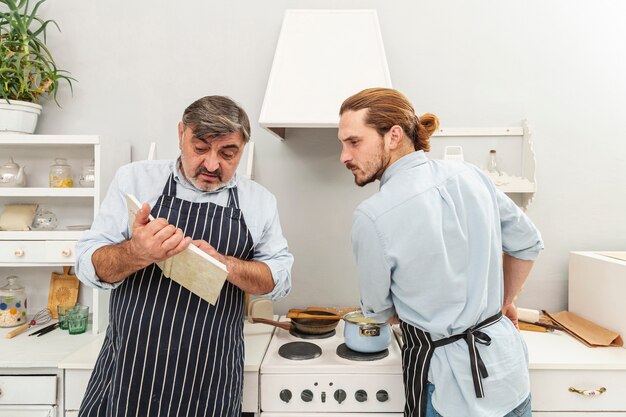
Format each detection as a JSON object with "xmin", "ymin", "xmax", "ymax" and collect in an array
[
  {"xmin": 49, "ymin": 158, "xmax": 73, "ymax": 188},
  {"xmin": 79, "ymin": 160, "xmax": 95, "ymax": 187},
  {"xmin": 0, "ymin": 276, "xmax": 27, "ymax": 328}
]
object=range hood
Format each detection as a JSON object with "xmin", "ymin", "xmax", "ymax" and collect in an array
[{"xmin": 259, "ymin": 10, "xmax": 392, "ymax": 140}]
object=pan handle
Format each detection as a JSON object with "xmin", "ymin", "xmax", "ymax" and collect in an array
[{"xmin": 251, "ymin": 317, "xmax": 292, "ymax": 331}]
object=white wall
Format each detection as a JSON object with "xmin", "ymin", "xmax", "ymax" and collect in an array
[{"xmin": 34, "ymin": 0, "xmax": 626, "ymax": 313}]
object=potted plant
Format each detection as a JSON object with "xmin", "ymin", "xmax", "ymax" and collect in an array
[{"xmin": 0, "ymin": 0, "xmax": 74, "ymax": 134}]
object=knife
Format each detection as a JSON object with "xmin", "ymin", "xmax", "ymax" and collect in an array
[
  {"xmin": 28, "ymin": 322, "xmax": 59, "ymax": 337},
  {"xmin": 36, "ymin": 323, "xmax": 60, "ymax": 337}
]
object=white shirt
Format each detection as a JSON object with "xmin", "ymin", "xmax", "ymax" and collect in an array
[
  {"xmin": 75, "ymin": 159, "xmax": 293, "ymax": 301},
  {"xmin": 352, "ymin": 151, "xmax": 543, "ymax": 416}
]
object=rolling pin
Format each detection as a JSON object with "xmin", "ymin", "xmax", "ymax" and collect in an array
[{"xmin": 519, "ymin": 322, "xmax": 549, "ymax": 333}]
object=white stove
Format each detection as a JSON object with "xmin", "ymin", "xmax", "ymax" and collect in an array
[{"xmin": 260, "ymin": 319, "xmax": 404, "ymax": 416}]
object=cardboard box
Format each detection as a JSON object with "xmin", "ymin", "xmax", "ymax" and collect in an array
[{"xmin": 569, "ymin": 251, "xmax": 626, "ymax": 342}]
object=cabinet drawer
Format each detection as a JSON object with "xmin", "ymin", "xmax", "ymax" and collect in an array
[
  {"xmin": 0, "ymin": 375, "xmax": 57, "ymax": 404},
  {"xmin": 0, "ymin": 405, "xmax": 57, "ymax": 417},
  {"xmin": 45, "ymin": 240, "xmax": 76, "ymax": 263},
  {"xmin": 0, "ymin": 241, "xmax": 45, "ymax": 263},
  {"xmin": 530, "ymin": 369, "xmax": 626, "ymax": 411}
]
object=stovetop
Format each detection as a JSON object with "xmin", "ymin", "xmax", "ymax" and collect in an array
[
  {"xmin": 261, "ymin": 319, "xmax": 402, "ymax": 374},
  {"xmin": 259, "ymin": 319, "xmax": 405, "ymax": 413}
]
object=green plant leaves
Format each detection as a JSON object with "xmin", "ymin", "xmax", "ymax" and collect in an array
[{"xmin": 0, "ymin": 0, "xmax": 74, "ymax": 105}]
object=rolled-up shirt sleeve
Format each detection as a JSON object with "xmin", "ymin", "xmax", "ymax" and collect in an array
[
  {"xmin": 75, "ymin": 167, "xmax": 131, "ymax": 290},
  {"xmin": 252, "ymin": 195, "xmax": 293, "ymax": 301},
  {"xmin": 497, "ymin": 190, "xmax": 544, "ymax": 260},
  {"xmin": 351, "ymin": 209, "xmax": 395, "ymax": 323}
]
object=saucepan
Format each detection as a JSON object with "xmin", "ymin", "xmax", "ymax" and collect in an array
[
  {"xmin": 252, "ymin": 310, "xmax": 339, "ymax": 335},
  {"xmin": 343, "ymin": 310, "xmax": 392, "ymax": 353}
]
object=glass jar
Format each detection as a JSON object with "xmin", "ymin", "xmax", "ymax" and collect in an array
[
  {"xmin": 31, "ymin": 206, "xmax": 58, "ymax": 230},
  {"xmin": 49, "ymin": 158, "xmax": 73, "ymax": 188},
  {"xmin": 0, "ymin": 276, "xmax": 27, "ymax": 328},
  {"xmin": 79, "ymin": 160, "xmax": 95, "ymax": 187}
]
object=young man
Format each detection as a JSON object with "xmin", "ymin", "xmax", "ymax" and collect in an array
[
  {"xmin": 338, "ymin": 88, "xmax": 542, "ymax": 417},
  {"xmin": 76, "ymin": 95, "xmax": 293, "ymax": 417}
]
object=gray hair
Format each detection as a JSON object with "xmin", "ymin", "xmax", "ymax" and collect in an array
[{"xmin": 182, "ymin": 96, "xmax": 251, "ymax": 143}]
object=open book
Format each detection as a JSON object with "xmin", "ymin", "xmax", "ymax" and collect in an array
[{"xmin": 124, "ymin": 193, "xmax": 228, "ymax": 305}]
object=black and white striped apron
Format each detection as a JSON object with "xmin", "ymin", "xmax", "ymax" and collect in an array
[
  {"xmin": 79, "ymin": 173, "xmax": 254, "ymax": 417},
  {"xmin": 400, "ymin": 311, "xmax": 503, "ymax": 417}
]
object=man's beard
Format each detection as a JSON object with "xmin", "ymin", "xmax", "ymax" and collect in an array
[
  {"xmin": 346, "ymin": 149, "xmax": 388, "ymax": 187},
  {"xmin": 179, "ymin": 158, "xmax": 226, "ymax": 192}
]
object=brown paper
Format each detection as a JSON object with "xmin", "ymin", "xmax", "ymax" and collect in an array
[{"xmin": 545, "ymin": 310, "xmax": 623, "ymax": 348}]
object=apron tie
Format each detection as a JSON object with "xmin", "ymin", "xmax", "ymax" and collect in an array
[
  {"xmin": 433, "ymin": 312, "xmax": 502, "ymax": 398},
  {"xmin": 400, "ymin": 311, "xmax": 503, "ymax": 416}
]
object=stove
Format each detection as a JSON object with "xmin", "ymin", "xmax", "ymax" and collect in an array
[{"xmin": 260, "ymin": 319, "xmax": 404, "ymax": 416}]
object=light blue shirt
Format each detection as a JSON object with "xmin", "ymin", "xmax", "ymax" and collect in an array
[
  {"xmin": 75, "ymin": 159, "xmax": 293, "ymax": 301},
  {"xmin": 352, "ymin": 151, "xmax": 543, "ymax": 417}
]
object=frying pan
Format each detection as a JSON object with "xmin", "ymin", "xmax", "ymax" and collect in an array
[{"xmin": 252, "ymin": 310, "xmax": 339, "ymax": 335}]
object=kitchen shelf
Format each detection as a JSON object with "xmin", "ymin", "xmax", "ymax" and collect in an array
[
  {"xmin": 432, "ymin": 120, "xmax": 536, "ymax": 210},
  {"xmin": 0, "ymin": 230, "xmax": 85, "ymax": 240},
  {"xmin": 0, "ymin": 187, "xmax": 96, "ymax": 197},
  {"xmin": 0, "ymin": 135, "xmax": 130, "ymax": 336}
]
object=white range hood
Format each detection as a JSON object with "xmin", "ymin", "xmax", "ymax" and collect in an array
[{"xmin": 259, "ymin": 9, "xmax": 392, "ymax": 140}]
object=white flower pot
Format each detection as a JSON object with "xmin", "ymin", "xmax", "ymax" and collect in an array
[{"xmin": 0, "ymin": 100, "xmax": 43, "ymax": 134}]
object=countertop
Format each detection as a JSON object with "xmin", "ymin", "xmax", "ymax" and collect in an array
[
  {"xmin": 0, "ymin": 321, "xmax": 101, "ymax": 369},
  {"xmin": 1, "ymin": 320, "xmax": 275, "ymax": 371},
  {"xmin": 523, "ymin": 329, "xmax": 626, "ymax": 370}
]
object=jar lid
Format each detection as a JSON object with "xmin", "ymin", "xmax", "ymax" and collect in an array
[
  {"xmin": 51, "ymin": 158, "xmax": 69, "ymax": 167},
  {"xmin": 0, "ymin": 276, "xmax": 25, "ymax": 296}
]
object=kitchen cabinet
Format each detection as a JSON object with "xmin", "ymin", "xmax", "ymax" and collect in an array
[
  {"xmin": 0, "ymin": 135, "xmax": 129, "ymax": 333},
  {"xmin": 523, "ymin": 330, "xmax": 626, "ymax": 414},
  {"xmin": 431, "ymin": 120, "xmax": 536, "ymax": 209}
]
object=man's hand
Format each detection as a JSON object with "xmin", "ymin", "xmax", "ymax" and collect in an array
[
  {"xmin": 502, "ymin": 302, "xmax": 519, "ymax": 330},
  {"xmin": 192, "ymin": 239, "xmax": 227, "ymax": 264},
  {"xmin": 191, "ymin": 239, "xmax": 275, "ymax": 295},
  {"xmin": 129, "ymin": 203, "xmax": 191, "ymax": 265}
]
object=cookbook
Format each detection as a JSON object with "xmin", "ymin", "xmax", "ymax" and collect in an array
[{"xmin": 124, "ymin": 193, "xmax": 227, "ymax": 305}]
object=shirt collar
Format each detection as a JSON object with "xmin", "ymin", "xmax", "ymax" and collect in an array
[
  {"xmin": 173, "ymin": 157, "xmax": 238, "ymax": 193},
  {"xmin": 380, "ymin": 151, "xmax": 429, "ymax": 188}
]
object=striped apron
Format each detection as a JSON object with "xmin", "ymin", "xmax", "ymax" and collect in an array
[
  {"xmin": 79, "ymin": 173, "xmax": 254, "ymax": 417},
  {"xmin": 400, "ymin": 311, "xmax": 503, "ymax": 417}
]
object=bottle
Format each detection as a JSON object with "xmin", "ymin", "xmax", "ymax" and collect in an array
[
  {"xmin": 0, "ymin": 276, "xmax": 27, "ymax": 328},
  {"xmin": 49, "ymin": 158, "xmax": 73, "ymax": 188},
  {"xmin": 79, "ymin": 160, "xmax": 95, "ymax": 187},
  {"xmin": 487, "ymin": 149, "xmax": 501, "ymax": 176}
]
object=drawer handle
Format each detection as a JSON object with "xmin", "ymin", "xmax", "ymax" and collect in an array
[
  {"xmin": 61, "ymin": 248, "xmax": 72, "ymax": 257},
  {"xmin": 14, "ymin": 249, "xmax": 24, "ymax": 257},
  {"xmin": 568, "ymin": 386, "xmax": 607, "ymax": 397}
]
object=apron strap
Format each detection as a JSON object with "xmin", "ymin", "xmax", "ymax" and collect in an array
[
  {"xmin": 401, "ymin": 311, "xmax": 503, "ymax": 416},
  {"xmin": 227, "ymin": 186, "xmax": 241, "ymax": 209},
  {"xmin": 162, "ymin": 173, "xmax": 177, "ymax": 197}
]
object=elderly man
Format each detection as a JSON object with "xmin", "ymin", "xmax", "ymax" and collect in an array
[
  {"xmin": 76, "ymin": 95, "xmax": 293, "ymax": 417},
  {"xmin": 338, "ymin": 88, "xmax": 543, "ymax": 417}
]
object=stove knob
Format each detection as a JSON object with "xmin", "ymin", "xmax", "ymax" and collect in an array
[
  {"xmin": 334, "ymin": 389, "xmax": 347, "ymax": 404},
  {"xmin": 376, "ymin": 390, "xmax": 389, "ymax": 402},
  {"xmin": 301, "ymin": 389, "xmax": 314, "ymax": 402},
  {"xmin": 355, "ymin": 389, "xmax": 368, "ymax": 402},
  {"xmin": 279, "ymin": 389, "xmax": 292, "ymax": 403}
]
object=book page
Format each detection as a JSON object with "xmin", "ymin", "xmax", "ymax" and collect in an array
[{"xmin": 124, "ymin": 193, "xmax": 228, "ymax": 305}]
